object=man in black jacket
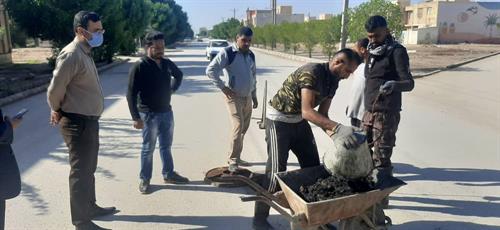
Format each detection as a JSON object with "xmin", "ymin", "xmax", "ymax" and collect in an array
[
  {"xmin": 362, "ymin": 15, "xmax": 414, "ymax": 208},
  {"xmin": 127, "ymin": 31, "xmax": 189, "ymax": 194},
  {"xmin": 0, "ymin": 109, "xmax": 22, "ymax": 230}
]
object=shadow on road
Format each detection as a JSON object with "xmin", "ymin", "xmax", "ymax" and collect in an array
[
  {"xmin": 390, "ymin": 195, "xmax": 500, "ymax": 218},
  {"xmin": 392, "ymin": 220, "xmax": 500, "ymax": 230},
  {"xmin": 98, "ymin": 214, "xmax": 289, "ymax": 230},
  {"xmin": 394, "ymin": 163, "xmax": 500, "ymax": 185}
]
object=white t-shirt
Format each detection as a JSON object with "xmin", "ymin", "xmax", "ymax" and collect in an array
[{"xmin": 347, "ymin": 63, "xmax": 366, "ymax": 121}]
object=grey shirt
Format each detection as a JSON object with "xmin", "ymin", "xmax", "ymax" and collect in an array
[
  {"xmin": 206, "ymin": 44, "xmax": 257, "ymax": 98},
  {"xmin": 47, "ymin": 38, "xmax": 104, "ymax": 116}
]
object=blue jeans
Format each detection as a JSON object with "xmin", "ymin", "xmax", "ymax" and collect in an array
[{"xmin": 139, "ymin": 111, "xmax": 175, "ymax": 180}]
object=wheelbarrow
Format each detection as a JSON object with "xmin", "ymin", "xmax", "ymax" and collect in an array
[{"xmin": 205, "ymin": 166, "xmax": 406, "ymax": 230}]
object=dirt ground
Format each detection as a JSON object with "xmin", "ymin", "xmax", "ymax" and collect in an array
[{"xmin": 256, "ymin": 43, "xmax": 500, "ymax": 73}]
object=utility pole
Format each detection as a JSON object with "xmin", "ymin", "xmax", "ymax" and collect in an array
[
  {"xmin": 340, "ymin": 0, "xmax": 349, "ymax": 50},
  {"xmin": 271, "ymin": 0, "xmax": 277, "ymax": 25},
  {"xmin": 233, "ymin": 8, "xmax": 236, "ymax": 19}
]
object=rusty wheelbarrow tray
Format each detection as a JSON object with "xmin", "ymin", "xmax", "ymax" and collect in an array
[{"xmin": 275, "ymin": 166, "xmax": 406, "ymax": 229}]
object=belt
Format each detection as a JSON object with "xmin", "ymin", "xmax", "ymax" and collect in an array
[{"xmin": 60, "ymin": 111, "xmax": 100, "ymax": 121}]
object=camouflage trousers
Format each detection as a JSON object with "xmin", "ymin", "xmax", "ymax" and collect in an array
[{"xmin": 362, "ymin": 111, "xmax": 401, "ymax": 169}]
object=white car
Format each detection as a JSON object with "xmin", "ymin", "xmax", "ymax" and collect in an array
[{"xmin": 206, "ymin": 39, "xmax": 229, "ymax": 61}]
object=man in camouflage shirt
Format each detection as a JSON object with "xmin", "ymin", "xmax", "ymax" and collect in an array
[{"xmin": 253, "ymin": 49, "xmax": 363, "ymax": 230}]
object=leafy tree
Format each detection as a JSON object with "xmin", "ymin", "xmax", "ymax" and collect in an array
[
  {"xmin": 210, "ymin": 18, "xmax": 241, "ymax": 41},
  {"xmin": 119, "ymin": 0, "xmax": 153, "ymax": 55},
  {"xmin": 301, "ymin": 21, "xmax": 319, "ymax": 58},
  {"xmin": 288, "ymin": 23, "xmax": 301, "ymax": 55},
  {"xmin": 318, "ymin": 16, "xmax": 342, "ymax": 60},
  {"xmin": 277, "ymin": 22, "xmax": 291, "ymax": 52},
  {"xmin": 348, "ymin": 0, "xmax": 404, "ymax": 41}
]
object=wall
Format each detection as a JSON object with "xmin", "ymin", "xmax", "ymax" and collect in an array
[{"xmin": 437, "ymin": 2, "xmax": 500, "ymax": 43}]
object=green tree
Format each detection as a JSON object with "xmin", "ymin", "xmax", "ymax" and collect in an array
[
  {"xmin": 151, "ymin": 0, "xmax": 193, "ymax": 45},
  {"xmin": 348, "ymin": 0, "xmax": 404, "ymax": 41},
  {"xmin": 288, "ymin": 23, "xmax": 301, "ymax": 55},
  {"xmin": 301, "ymin": 21, "xmax": 319, "ymax": 58},
  {"xmin": 277, "ymin": 22, "xmax": 291, "ymax": 52},
  {"xmin": 119, "ymin": 0, "xmax": 153, "ymax": 55},
  {"xmin": 318, "ymin": 16, "xmax": 342, "ymax": 60},
  {"xmin": 262, "ymin": 24, "xmax": 277, "ymax": 50},
  {"xmin": 210, "ymin": 18, "xmax": 241, "ymax": 41}
]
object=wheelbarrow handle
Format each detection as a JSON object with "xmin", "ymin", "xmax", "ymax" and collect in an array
[{"xmin": 220, "ymin": 175, "xmax": 279, "ymax": 202}]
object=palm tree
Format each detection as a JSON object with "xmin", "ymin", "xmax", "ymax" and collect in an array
[{"xmin": 484, "ymin": 14, "xmax": 499, "ymax": 38}]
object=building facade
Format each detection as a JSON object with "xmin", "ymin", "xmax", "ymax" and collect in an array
[
  {"xmin": 245, "ymin": 5, "xmax": 304, "ymax": 27},
  {"xmin": 402, "ymin": 0, "xmax": 500, "ymax": 44}
]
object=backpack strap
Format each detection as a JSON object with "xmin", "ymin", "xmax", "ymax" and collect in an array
[
  {"xmin": 224, "ymin": 46, "xmax": 237, "ymax": 66},
  {"xmin": 224, "ymin": 46, "xmax": 256, "ymax": 66}
]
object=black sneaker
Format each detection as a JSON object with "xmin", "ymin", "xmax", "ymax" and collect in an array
[
  {"xmin": 139, "ymin": 179, "xmax": 150, "ymax": 194},
  {"xmin": 164, "ymin": 171, "xmax": 189, "ymax": 184},
  {"xmin": 252, "ymin": 218, "xmax": 274, "ymax": 230}
]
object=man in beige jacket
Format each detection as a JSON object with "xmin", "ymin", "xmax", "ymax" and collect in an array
[{"xmin": 47, "ymin": 11, "xmax": 115, "ymax": 230}]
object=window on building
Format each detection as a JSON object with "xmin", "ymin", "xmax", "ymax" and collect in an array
[
  {"xmin": 427, "ymin": 7, "xmax": 432, "ymax": 16},
  {"xmin": 417, "ymin": 8, "xmax": 423, "ymax": 19},
  {"xmin": 406, "ymin": 11, "xmax": 413, "ymax": 24}
]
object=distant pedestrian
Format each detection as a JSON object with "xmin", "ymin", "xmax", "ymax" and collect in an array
[
  {"xmin": 346, "ymin": 38, "xmax": 369, "ymax": 128},
  {"xmin": 47, "ymin": 11, "xmax": 116, "ymax": 230},
  {"xmin": 0, "ymin": 109, "xmax": 22, "ymax": 230},
  {"xmin": 127, "ymin": 31, "xmax": 188, "ymax": 195},
  {"xmin": 206, "ymin": 27, "xmax": 258, "ymax": 170}
]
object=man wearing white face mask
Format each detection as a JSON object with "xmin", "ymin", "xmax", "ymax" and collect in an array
[{"xmin": 47, "ymin": 11, "xmax": 115, "ymax": 230}]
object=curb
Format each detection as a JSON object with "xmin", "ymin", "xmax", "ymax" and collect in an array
[
  {"xmin": 252, "ymin": 46, "xmax": 324, "ymax": 63},
  {"xmin": 253, "ymin": 46, "xmax": 500, "ymax": 78},
  {"xmin": 0, "ymin": 58, "xmax": 130, "ymax": 107},
  {"xmin": 413, "ymin": 51, "xmax": 500, "ymax": 78}
]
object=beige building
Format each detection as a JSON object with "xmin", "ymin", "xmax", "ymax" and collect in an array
[
  {"xmin": 245, "ymin": 5, "xmax": 304, "ymax": 27},
  {"xmin": 0, "ymin": 0, "xmax": 12, "ymax": 64},
  {"xmin": 402, "ymin": 0, "xmax": 500, "ymax": 44},
  {"xmin": 318, "ymin": 13, "xmax": 333, "ymax": 20}
]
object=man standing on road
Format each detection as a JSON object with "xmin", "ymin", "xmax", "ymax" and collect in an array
[
  {"xmin": 127, "ymin": 31, "xmax": 188, "ymax": 195},
  {"xmin": 253, "ymin": 49, "xmax": 363, "ymax": 230},
  {"xmin": 362, "ymin": 15, "xmax": 415, "ymax": 208},
  {"xmin": 346, "ymin": 38, "xmax": 369, "ymax": 128},
  {"xmin": 206, "ymin": 27, "xmax": 258, "ymax": 169},
  {"xmin": 47, "ymin": 11, "xmax": 116, "ymax": 230}
]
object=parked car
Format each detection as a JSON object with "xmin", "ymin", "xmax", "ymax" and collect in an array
[{"xmin": 206, "ymin": 39, "xmax": 229, "ymax": 61}]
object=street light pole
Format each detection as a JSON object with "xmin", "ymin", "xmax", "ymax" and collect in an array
[{"xmin": 340, "ymin": 0, "xmax": 349, "ymax": 50}]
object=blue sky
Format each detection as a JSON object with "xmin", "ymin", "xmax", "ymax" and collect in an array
[
  {"xmin": 176, "ymin": 0, "xmax": 369, "ymax": 32},
  {"xmin": 175, "ymin": 0, "xmax": 500, "ymax": 33}
]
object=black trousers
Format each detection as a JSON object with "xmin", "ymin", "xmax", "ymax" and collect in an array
[
  {"xmin": 254, "ymin": 119, "xmax": 320, "ymax": 219},
  {"xmin": 60, "ymin": 116, "xmax": 99, "ymax": 226},
  {"xmin": 0, "ymin": 199, "xmax": 4, "ymax": 230}
]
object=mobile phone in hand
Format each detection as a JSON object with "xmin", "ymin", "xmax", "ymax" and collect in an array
[{"xmin": 13, "ymin": 108, "xmax": 29, "ymax": 120}]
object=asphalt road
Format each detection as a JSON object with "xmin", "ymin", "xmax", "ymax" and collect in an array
[{"xmin": 3, "ymin": 42, "xmax": 499, "ymax": 229}]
